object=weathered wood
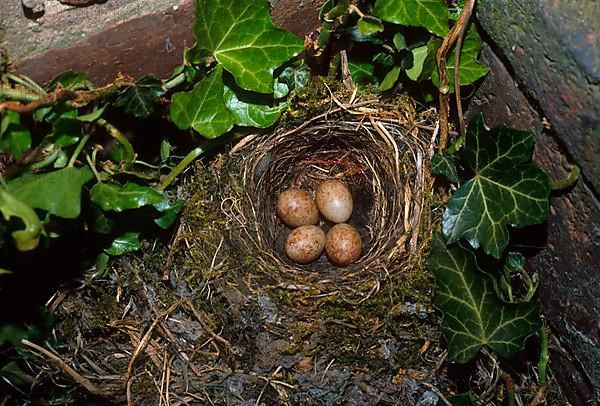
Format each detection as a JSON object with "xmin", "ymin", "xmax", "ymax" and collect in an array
[{"xmin": 467, "ymin": 44, "xmax": 600, "ymax": 405}]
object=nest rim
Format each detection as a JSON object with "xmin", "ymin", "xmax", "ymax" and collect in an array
[{"xmin": 224, "ymin": 97, "xmax": 436, "ymax": 295}]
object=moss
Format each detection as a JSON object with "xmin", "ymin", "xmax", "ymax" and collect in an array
[{"xmin": 89, "ymin": 289, "xmax": 122, "ymax": 329}]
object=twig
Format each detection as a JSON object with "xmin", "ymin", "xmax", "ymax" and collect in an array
[
  {"xmin": 453, "ymin": 2, "xmax": 474, "ymax": 139},
  {"xmin": 123, "ymin": 301, "xmax": 180, "ymax": 388},
  {"xmin": 96, "ymin": 118, "xmax": 135, "ymax": 167},
  {"xmin": 0, "ymin": 88, "xmax": 77, "ymax": 113},
  {"xmin": 0, "ymin": 77, "xmax": 133, "ymax": 114},
  {"xmin": 184, "ymin": 299, "xmax": 234, "ymax": 356},
  {"xmin": 20, "ymin": 338, "xmax": 107, "ymax": 397},
  {"xmin": 436, "ymin": 0, "xmax": 475, "ymax": 152}
]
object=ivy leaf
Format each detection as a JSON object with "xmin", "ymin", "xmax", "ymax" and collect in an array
[
  {"xmin": 48, "ymin": 71, "xmax": 93, "ymax": 91},
  {"xmin": 153, "ymin": 199, "xmax": 184, "ymax": 229},
  {"xmin": 431, "ymin": 153, "xmax": 460, "ymax": 182},
  {"xmin": 373, "ymin": 0, "xmax": 449, "ymax": 37},
  {"xmin": 7, "ymin": 167, "xmax": 94, "ymax": 219},
  {"xmin": 378, "ymin": 66, "xmax": 401, "ymax": 91},
  {"xmin": 405, "ymin": 45, "xmax": 428, "ymax": 81},
  {"xmin": 189, "ymin": 0, "xmax": 304, "ymax": 94},
  {"xmin": 373, "ymin": 52, "xmax": 395, "ymax": 68},
  {"xmin": 0, "ymin": 187, "xmax": 42, "ymax": 251},
  {"xmin": 393, "ymin": 32, "xmax": 408, "ymax": 51},
  {"xmin": 448, "ymin": 393, "xmax": 477, "ymax": 406},
  {"xmin": 170, "ymin": 66, "xmax": 235, "ymax": 138},
  {"xmin": 114, "ymin": 75, "xmax": 164, "ymax": 119},
  {"xmin": 0, "ymin": 111, "xmax": 32, "ymax": 159},
  {"xmin": 90, "ymin": 182, "xmax": 166, "ymax": 212},
  {"xmin": 357, "ymin": 16, "xmax": 384, "ymax": 36},
  {"xmin": 275, "ymin": 63, "xmax": 311, "ymax": 97},
  {"xmin": 431, "ymin": 25, "xmax": 489, "ymax": 91},
  {"xmin": 426, "ymin": 235, "xmax": 541, "ymax": 363},
  {"xmin": 348, "ymin": 60, "xmax": 376, "ymax": 87},
  {"xmin": 224, "ymin": 85, "xmax": 285, "ymax": 128},
  {"xmin": 443, "ymin": 114, "xmax": 551, "ymax": 258},
  {"xmin": 105, "ymin": 231, "xmax": 141, "ymax": 255}
]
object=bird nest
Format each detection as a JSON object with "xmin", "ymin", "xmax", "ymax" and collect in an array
[{"xmin": 223, "ymin": 97, "xmax": 437, "ymax": 296}]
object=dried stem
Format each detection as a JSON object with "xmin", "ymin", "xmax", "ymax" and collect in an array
[
  {"xmin": 21, "ymin": 338, "xmax": 108, "ymax": 397},
  {"xmin": 436, "ymin": 0, "xmax": 475, "ymax": 152},
  {"xmin": 0, "ymin": 76, "xmax": 133, "ymax": 113}
]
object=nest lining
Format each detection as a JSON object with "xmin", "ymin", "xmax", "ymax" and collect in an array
[{"xmin": 225, "ymin": 99, "xmax": 436, "ymax": 292}]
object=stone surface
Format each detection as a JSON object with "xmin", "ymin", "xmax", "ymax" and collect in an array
[
  {"xmin": 0, "ymin": 0, "xmax": 322, "ymax": 86},
  {"xmin": 476, "ymin": 0, "xmax": 600, "ymax": 195},
  {"xmin": 467, "ymin": 44, "xmax": 600, "ymax": 405},
  {"xmin": 1, "ymin": 0, "xmax": 193, "ymax": 85}
]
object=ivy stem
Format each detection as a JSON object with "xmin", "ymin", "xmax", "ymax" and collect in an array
[
  {"xmin": 85, "ymin": 153, "xmax": 102, "ymax": 183},
  {"xmin": 0, "ymin": 85, "xmax": 40, "ymax": 103},
  {"xmin": 96, "ymin": 118, "xmax": 135, "ymax": 168},
  {"xmin": 68, "ymin": 134, "xmax": 91, "ymax": 167},
  {"xmin": 550, "ymin": 165, "xmax": 580, "ymax": 191},
  {"xmin": 163, "ymin": 72, "xmax": 187, "ymax": 91},
  {"xmin": 5, "ymin": 73, "xmax": 47, "ymax": 96},
  {"xmin": 538, "ymin": 324, "xmax": 548, "ymax": 386},
  {"xmin": 158, "ymin": 131, "xmax": 243, "ymax": 191},
  {"xmin": 503, "ymin": 372, "xmax": 516, "ymax": 406},
  {"xmin": 436, "ymin": 0, "xmax": 475, "ymax": 152}
]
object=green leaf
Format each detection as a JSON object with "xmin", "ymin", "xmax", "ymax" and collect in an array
[
  {"xmin": 95, "ymin": 252, "xmax": 110, "ymax": 276},
  {"xmin": 442, "ymin": 114, "xmax": 551, "ymax": 258},
  {"xmin": 0, "ymin": 361, "xmax": 35, "ymax": 388},
  {"xmin": 224, "ymin": 86, "xmax": 285, "ymax": 128},
  {"xmin": 76, "ymin": 105, "xmax": 107, "ymax": 122},
  {"xmin": 154, "ymin": 199, "xmax": 184, "ymax": 229},
  {"xmin": 48, "ymin": 71, "xmax": 94, "ymax": 91},
  {"xmin": 493, "ymin": 252, "xmax": 539, "ymax": 303},
  {"xmin": 7, "ymin": 167, "xmax": 94, "ymax": 219},
  {"xmin": 51, "ymin": 118, "xmax": 82, "ymax": 147},
  {"xmin": 373, "ymin": 0, "xmax": 449, "ymax": 37},
  {"xmin": 372, "ymin": 52, "xmax": 395, "ymax": 67},
  {"xmin": 275, "ymin": 63, "xmax": 310, "ymax": 96},
  {"xmin": 446, "ymin": 393, "xmax": 477, "ymax": 406},
  {"xmin": 431, "ymin": 25, "xmax": 489, "ymax": 91},
  {"xmin": 348, "ymin": 60, "xmax": 376, "ymax": 87},
  {"xmin": 92, "ymin": 207, "xmax": 116, "ymax": 234},
  {"xmin": 0, "ymin": 187, "xmax": 42, "ymax": 251},
  {"xmin": 393, "ymin": 32, "xmax": 408, "ymax": 51},
  {"xmin": 347, "ymin": 26, "xmax": 384, "ymax": 44},
  {"xmin": 189, "ymin": 0, "xmax": 304, "ymax": 94},
  {"xmin": 406, "ymin": 45, "xmax": 428, "ymax": 81},
  {"xmin": 357, "ymin": 16, "xmax": 384, "ymax": 35},
  {"xmin": 90, "ymin": 182, "xmax": 166, "ymax": 212},
  {"xmin": 0, "ymin": 111, "xmax": 32, "ymax": 159},
  {"xmin": 170, "ymin": 66, "xmax": 235, "ymax": 138},
  {"xmin": 113, "ymin": 75, "xmax": 164, "ymax": 119},
  {"xmin": 160, "ymin": 139, "xmax": 172, "ymax": 162},
  {"xmin": 378, "ymin": 65, "xmax": 401, "ymax": 91},
  {"xmin": 431, "ymin": 153, "xmax": 460, "ymax": 182},
  {"xmin": 426, "ymin": 236, "xmax": 541, "ymax": 363},
  {"xmin": 0, "ymin": 324, "xmax": 27, "ymax": 347},
  {"xmin": 105, "ymin": 231, "xmax": 141, "ymax": 255}
]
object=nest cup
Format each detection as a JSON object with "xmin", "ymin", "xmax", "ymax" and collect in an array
[{"xmin": 226, "ymin": 101, "xmax": 432, "ymax": 293}]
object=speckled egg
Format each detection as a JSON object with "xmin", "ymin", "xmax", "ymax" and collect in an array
[
  {"xmin": 315, "ymin": 179, "xmax": 353, "ymax": 223},
  {"xmin": 285, "ymin": 225, "xmax": 326, "ymax": 264},
  {"xmin": 325, "ymin": 223, "xmax": 362, "ymax": 266},
  {"xmin": 276, "ymin": 188, "xmax": 319, "ymax": 228}
]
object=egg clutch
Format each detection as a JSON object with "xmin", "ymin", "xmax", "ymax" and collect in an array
[{"xmin": 275, "ymin": 179, "xmax": 362, "ymax": 266}]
